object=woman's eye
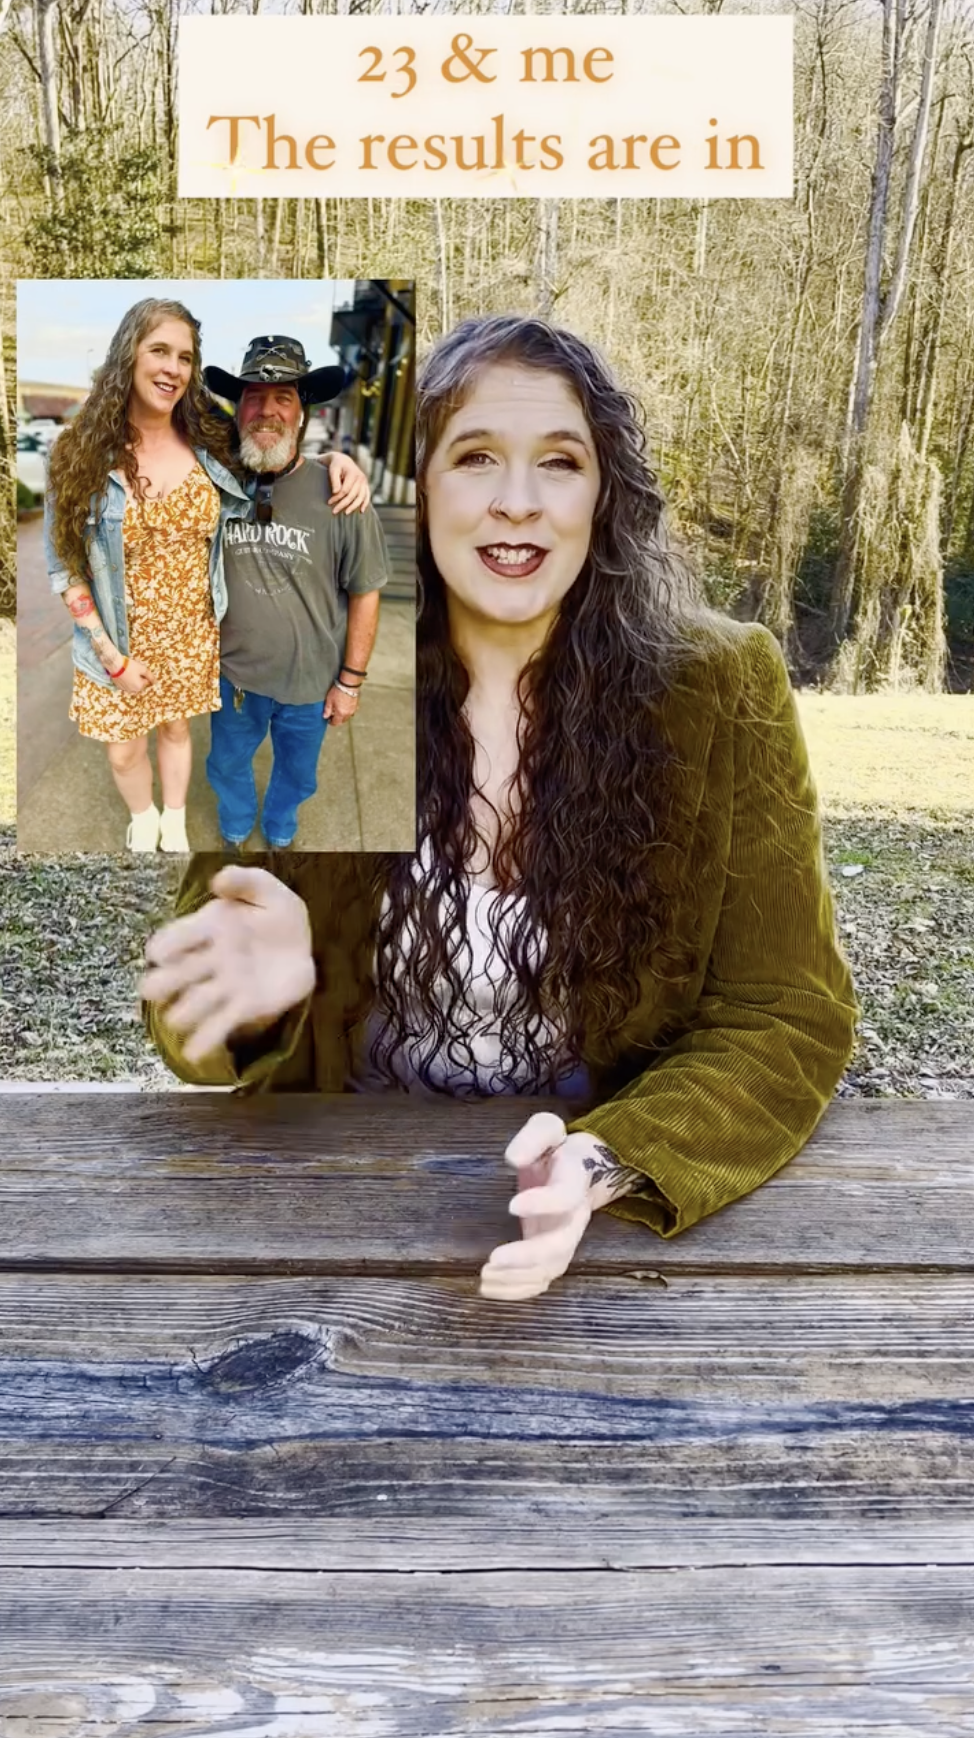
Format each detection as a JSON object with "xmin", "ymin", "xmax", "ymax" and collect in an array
[
  {"xmin": 542, "ymin": 453, "xmax": 582, "ymax": 471},
  {"xmin": 455, "ymin": 450, "xmax": 494, "ymax": 468}
]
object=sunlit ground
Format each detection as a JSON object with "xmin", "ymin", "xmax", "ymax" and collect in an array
[{"xmin": 798, "ymin": 692, "xmax": 974, "ymax": 816}]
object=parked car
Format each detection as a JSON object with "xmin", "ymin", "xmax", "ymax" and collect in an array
[
  {"xmin": 25, "ymin": 418, "xmax": 61, "ymax": 448},
  {"xmin": 17, "ymin": 432, "xmax": 47, "ymax": 500}
]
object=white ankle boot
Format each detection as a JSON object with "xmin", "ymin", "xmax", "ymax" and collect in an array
[
  {"xmin": 159, "ymin": 806, "xmax": 190, "ymax": 853},
  {"xmin": 126, "ymin": 803, "xmax": 161, "ymax": 853}
]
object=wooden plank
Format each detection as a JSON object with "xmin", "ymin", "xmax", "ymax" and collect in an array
[
  {"xmin": 2, "ymin": 1567, "xmax": 974, "ymax": 1735},
  {"xmin": 0, "ymin": 1096, "xmax": 972, "ymax": 1271},
  {"xmin": 3, "ymin": 1516, "xmax": 974, "ymax": 1571},
  {"xmin": 2, "ymin": 1273, "xmax": 974, "ymax": 1523}
]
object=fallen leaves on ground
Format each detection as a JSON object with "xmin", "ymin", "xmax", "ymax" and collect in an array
[
  {"xmin": 826, "ymin": 810, "xmax": 974, "ymax": 1099},
  {"xmin": 0, "ymin": 828, "xmax": 181, "ymax": 1085}
]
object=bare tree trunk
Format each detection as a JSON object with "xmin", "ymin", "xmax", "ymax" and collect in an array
[
  {"xmin": 537, "ymin": 199, "xmax": 558, "ymax": 315},
  {"xmin": 269, "ymin": 197, "xmax": 283, "ymax": 274},
  {"xmin": 838, "ymin": 0, "xmax": 899, "ymax": 483},
  {"xmin": 313, "ymin": 199, "xmax": 327, "ymax": 277},
  {"xmin": 34, "ymin": 0, "xmax": 63, "ymax": 210},
  {"xmin": 605, "ymin": 198, "xmax": 623, "ymax": 346},
  {"xmin": 900, "ymin": 89, "xmax": 946, "ymax": 428},
  {"xmin": 829, "ymin": 0, "xmax": 944, "ymax": 652},
  {"xmin": 215, "ymin": 198, "xmax": 226, "ymax": 278},
  {"xmin": 755, "ymin": 5, "xmax": 832, "ymax": 644},
  {"xmin": 292, "ymin": 198, "xmax": 304, "ymax": 276},
  {"xmin": 916, "ymin": 135, "xmax": 973, "ymax": 459},
  {"xmin": 693, "ymin": 199, "xmax": 708, "ymax": 277},
  {"xmin": 431, "ymin": 200, "xmax": 449, "ymax": 333},
  {"xmin": 159, "ymin": 0, "xmax": 177, "ymax": 170},
  {"xmin": 877, "ymin": 0, "xmax": 945, "ymax": 343}
]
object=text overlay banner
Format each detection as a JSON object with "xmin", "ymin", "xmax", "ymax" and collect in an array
[{"xmin": 179, "ymin": 16, "xmax": 794, "ymax": 200}]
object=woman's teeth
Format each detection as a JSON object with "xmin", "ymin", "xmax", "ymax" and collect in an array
[{"xmin": 485, "ymin": 545, "xmax": 540, "ymax": 566}]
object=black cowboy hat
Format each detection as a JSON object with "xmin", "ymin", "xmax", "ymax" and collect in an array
[{"xmin": 204, "ymin": 334, "xmax": 347, "ymax": 407}]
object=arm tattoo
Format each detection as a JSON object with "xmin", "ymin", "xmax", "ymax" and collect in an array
[
  {"xmin": 582, "ymin": 1140, "xmax": 656, "ymax": 1201},
  {"xmin": 65, "ymin": 589, "xmax": 118, "ymax": 669}
]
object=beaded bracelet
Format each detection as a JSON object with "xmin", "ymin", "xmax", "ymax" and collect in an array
[{"xmin": 334, "ymin": 679, "xmax": 362, "ymax": 699}]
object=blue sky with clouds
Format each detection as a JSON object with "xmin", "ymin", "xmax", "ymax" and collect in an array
[{"xmin": 17, "ymin": 279, "xmax": 358, "ymax": 388}]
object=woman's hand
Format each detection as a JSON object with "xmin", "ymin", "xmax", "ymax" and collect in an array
[
  {"xmin": 140, "ymin": 865, "xmax": 315, "ymax": 1064},
  {"xmin": 323, "ymin": 683, "xmax": 360, "ymax": 726},
  {"xmin": 479, "ymin": 1112, "xmax": 596, "ymax": 1302},
  {"xmin": 114, "ymin": 656, "xmax": 156, "ymax": 695},
  {"xmin": 322, "ymin": 451, "xmax": 370, "ymax": 515}
]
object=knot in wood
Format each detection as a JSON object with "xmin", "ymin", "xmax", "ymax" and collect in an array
[{"xmin": 198, "ymin": 1330, "xmax": 321, "ymax": 1395}]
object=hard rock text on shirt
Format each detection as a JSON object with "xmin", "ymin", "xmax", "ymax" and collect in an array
[{"xmin": 225, "ymin": 519, "xmax": 312, "ymax": 556}]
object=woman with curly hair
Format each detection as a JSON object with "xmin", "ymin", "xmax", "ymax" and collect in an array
[
  {"xmin": 44, "ymin": 297, "xmax": 365, "ymax": 853},
  {"xmin": 143, "ymin": 313, "xmax": 857, "ymax": 1297}
]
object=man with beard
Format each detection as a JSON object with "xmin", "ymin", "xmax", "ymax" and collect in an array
[{"xmin": 204, "ymin": 334, "xmax": 391, "ymax": 849}]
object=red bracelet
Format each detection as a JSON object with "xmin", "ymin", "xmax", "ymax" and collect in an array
[{"xmin": 109, "ymin": 656, "xmax": 129, "ymax": 680}]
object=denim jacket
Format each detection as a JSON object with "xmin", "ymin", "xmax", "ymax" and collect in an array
[{"xmin": 44, "ymin": 447, "xmax": 252, "ymax": 687}]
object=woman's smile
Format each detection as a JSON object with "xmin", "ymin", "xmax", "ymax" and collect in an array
[
  {"xmin": 427, "ymin": 362, "xmax": 601, "ymax": 632},
  {"xmin": 477, "ymin": 541, "xmax": 549, "ymax": 578}
]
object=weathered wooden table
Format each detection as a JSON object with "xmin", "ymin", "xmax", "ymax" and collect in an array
[{"xmin": 1, "ymin": 1093, "xmax": 973, "ymax": 1734}]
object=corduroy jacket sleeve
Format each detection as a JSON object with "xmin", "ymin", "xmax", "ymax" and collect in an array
[{"xmin": 567, "ymin": 625, "xmax": 859, "ymax": 1239}]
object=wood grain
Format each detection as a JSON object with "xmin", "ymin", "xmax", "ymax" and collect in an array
[
  {"xmin": 3, "ymin": 1093, "xmax": 972, "ymax": 1732},
  {"xmin": 2, "ymin": 1273, "xmax": 974, "ymax": 1523},
  {"xmin": 2, "ymin": 1567, "xmax": 974, "ymax": 1736},
  {"xmin": 2, "ymin": 1515, "xmax": 974, "ymax": 1571},
  {"xmin": 1, "ymin": 1095, "xmax": 973, "ymax": 1271}
]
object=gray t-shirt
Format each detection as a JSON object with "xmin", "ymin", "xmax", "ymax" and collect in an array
[{"xmin": 220, "ymin": 460, "xmax": 390, "ymax": 705}]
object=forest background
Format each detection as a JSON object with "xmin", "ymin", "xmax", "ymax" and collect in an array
[{"xmin": 0, "ymin": 0, "xmax": 972, "ymax": 1098}]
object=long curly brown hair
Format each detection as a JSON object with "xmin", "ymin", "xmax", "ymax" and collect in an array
[
  {"xmin": 47, "ymin": 297, "xmax": 238, "ymax": 581},
  {"xmin": 360, "ymin": 314, "xmax": 709, "ymax": 1094}
]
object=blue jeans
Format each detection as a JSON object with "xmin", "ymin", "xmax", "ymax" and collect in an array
[{"xmin": 207, "ymin": 675, "xmax": 328, "ymax": 846}]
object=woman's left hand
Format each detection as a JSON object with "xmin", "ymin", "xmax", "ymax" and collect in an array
[
  {"xmin": 479, "ymin": 1112, "xmax": 597, "ymax": 1302},
  {"xmin": 322, "ymin": 452, "xmax": 370, "ymax": 514}
]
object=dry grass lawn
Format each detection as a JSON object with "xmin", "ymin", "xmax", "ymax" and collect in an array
[{"xmin": 797, "ymin": 692, "xmax": 974, "ymax": 815}]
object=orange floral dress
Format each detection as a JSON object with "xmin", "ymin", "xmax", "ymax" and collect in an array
[{"xmin": 70, "ymin": 465, "xmax": 222, "ymax": 742}]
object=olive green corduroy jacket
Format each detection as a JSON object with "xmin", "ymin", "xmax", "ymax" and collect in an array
[{"xmin": 147, "ymin": 619, "xmax": 858, "ymax": 1240}]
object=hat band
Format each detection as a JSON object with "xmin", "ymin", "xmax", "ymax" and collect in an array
[{"xmin": 246, "ymin": 365, "xmax": 303, "ymax": 382}]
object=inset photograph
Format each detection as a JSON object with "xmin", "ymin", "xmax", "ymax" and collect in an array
[{"xmin": 17, "ymin": 278, "xmax": 415, "ymax": 854}]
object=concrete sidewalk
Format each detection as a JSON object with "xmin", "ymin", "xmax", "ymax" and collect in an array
[{"xmin": 17, "ymin": 517, "xmax": 416, "ymax": 855}]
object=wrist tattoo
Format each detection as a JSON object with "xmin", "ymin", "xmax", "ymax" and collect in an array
[
  {"xmin": 582, "ymin": 1140, "xmax": 654, "ymax": 1201},
  {"xmin": 88, "ymin": 628, "xmax": 117, "ymax": 667}
]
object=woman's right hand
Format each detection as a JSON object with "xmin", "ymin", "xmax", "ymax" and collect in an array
[
  {"xmin": 140, "ymin": 865, "xmax": 316, "ymax": 1064},
  {"xmin": 114, "ymin": 656, "xmax": 157, "ymax": 695}
]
